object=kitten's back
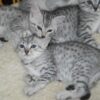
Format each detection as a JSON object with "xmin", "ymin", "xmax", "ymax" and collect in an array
[
  {"xmin": 48, "ymin": 41, "xmax": 100, "ymax": 60},
  {"xmin": 42, "ymin": 6, "xmax": 79, "ymax": 43}
]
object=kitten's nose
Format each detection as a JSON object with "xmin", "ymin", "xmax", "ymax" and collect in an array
[
  {"xmin": 25, "ymin": 49, "xmax": 29, "ymax": 55},
  {"xmin": 93, "ymin": 7, "xmax": 98, "ymax": 11}
]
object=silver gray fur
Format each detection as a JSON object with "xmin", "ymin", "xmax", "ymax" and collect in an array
[
  {"xmin": 10, "ymin": 14, "xmax": 100, "ymax": 100},
  {"xmin": 29, "ymin": 5, "xmax": 79, "ymax": 44},
  {"xmin": 78, "ymin": 0, "xmax": 100, "ymax": 48},
  {"xmin": 19, "ymin": 0, "xmax": 32, "ymax": 12},
  {"xmin": 19, "ymin": 0, "xmax": 79, "ymax": 44},
  {"xmin": 0, "ymin": 6, "xmax": 28, "ymax": 47}
]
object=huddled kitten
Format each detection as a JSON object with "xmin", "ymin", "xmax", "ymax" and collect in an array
[
  {"xmin": 78, "ymin": 0, "xmax": 100, "ymax": 48},
  {"xmin": 29, "ymin": 3, "xmax": 79, "ymax": 44},
  {"xmin": 0, "ymin": 6, "xmax": 28, "ymax": 47},
  {"xmin": 9, "ymin": 8, "xmax": 100, "ymax": 100}
]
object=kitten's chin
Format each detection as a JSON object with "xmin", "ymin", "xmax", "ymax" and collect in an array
[
  {"xmin": 19, "ymin": 51, "xmax": 43, "ymax": 64},
  {"xmin": 20, "ymin": 55, "xmax": 35, "ymax": 64}
]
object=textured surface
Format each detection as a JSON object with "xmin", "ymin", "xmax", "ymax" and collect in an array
[{"xmin": 0, "ymin": 40, "xmax": 100, "ymax": 100}]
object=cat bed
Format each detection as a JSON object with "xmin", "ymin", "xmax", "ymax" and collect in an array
[{"xmin": 0, "ymin": 40, "xmax": 100, "ymax": 100}]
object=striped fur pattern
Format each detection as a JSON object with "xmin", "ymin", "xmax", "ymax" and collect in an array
[
  {"xmin": 29, "ymin": 5, "xmax": 79, "ymax": 44},
  {"xmin": 78, "ymin": 0, "xmax": 100, "ymax": 48},
  {"xmin": 10, "ymin": 12, "xmax": 100, "ymax": 100}
]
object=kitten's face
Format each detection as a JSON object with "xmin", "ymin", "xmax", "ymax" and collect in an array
[
  {"xmin": 16, "ymin": 30, "xmax": 51, "ymax": 63},
  {"xmin": 79, "ymin": 0, "xmax": 100, "ymax": 13}
]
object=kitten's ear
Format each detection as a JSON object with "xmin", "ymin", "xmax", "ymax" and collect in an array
[
  {"xmin": 46, "ymin": 15, "xmax": 66, "ymax": 36},
  {"xmin": 29, "ymin": 3, "xmax": 44, "ymax": 37},
  {"xmin": 30, "ymin": 8, "xmax": 43, "ymax": 25}
]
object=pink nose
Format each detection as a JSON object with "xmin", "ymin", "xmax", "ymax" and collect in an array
[{"xmin": 25, "ymin": 49, "xmax": 29, "ymax": 55}]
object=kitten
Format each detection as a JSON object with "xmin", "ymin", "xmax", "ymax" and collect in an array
[
  {"xmin": 78, "ymin": 0, "xmax": 100, "ymax": 48},
  {"xmin": 0, "ymin": 6, "xmax": 28, "ymax": 47},
  {"xmin": 10, "ymin": 13, "xmax": 100, "ymax": 100},
  {"xmin": 29, "ymin": 3, "xmax": 79, "ymax": 44}
]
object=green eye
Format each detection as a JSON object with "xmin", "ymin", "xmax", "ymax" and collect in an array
[
  {"xmin": 20, "ymin": 44, "xmax": 24, "ymax": 48},
  {"xmin": 31, "ymin": 44, "xmax": 37, "ymax": 48}
]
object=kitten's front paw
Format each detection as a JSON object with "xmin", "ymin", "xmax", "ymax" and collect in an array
[
  {"xmin": 24, "ymin": 86, "xmax": 36, "ymax": 96},
  {"xmin": 56, "ymin": 92, "xmax": 71, "ymax": 100},
  {"xmin": 24, "ymin": 74, "xmax": 36, "ymax": 86}
]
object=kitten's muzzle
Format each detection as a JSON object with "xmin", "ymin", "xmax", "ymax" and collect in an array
[{"xmin": 25, "ymin": 49, "xmax": 29, "ymax": 55}]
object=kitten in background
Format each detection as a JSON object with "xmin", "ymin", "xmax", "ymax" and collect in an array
[
  {"xmin": 78, "ymin": 0, "xmax": 100, "ymax": 48},
  {"xmin": 28, "ymin": 2, "xmax": 79, "ymax": 44}
]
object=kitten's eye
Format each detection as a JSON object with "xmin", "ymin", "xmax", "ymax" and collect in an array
[
  {"xmin": 20, "ymin": 44, "xmax": 24, "ymax": 48},
  {"xmin": 37, "ymin": 26, "xmax": 42, "ymax": 31},
  {"xmin": 47, "ymin": 29, "xmax": 53, "ymax": 32},
  {"xmin": 31, "ymin": 44, "xmax": 37, "ymax": 48}
]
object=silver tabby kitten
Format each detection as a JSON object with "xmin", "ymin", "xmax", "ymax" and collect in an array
[
  {"xmin": 10, "ymin": 11, "xmax": 100, "ymax": 100},
  {"xmin": 0, "ymin": 6, "xmax": 28, "ymax": 47},
  {"xmin": 28, "ymin": 3, "xmax": 78, "ymax": 44},
  {"xmin": 78, "ymin": 0, "xmax": 100, "ymax": 48}
]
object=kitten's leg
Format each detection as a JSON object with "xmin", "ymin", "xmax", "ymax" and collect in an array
[
  {"xmin": 24, "ymin": 66, "xmax": 56, "ymax": 96},
  {"xmin": 24, "ymin": 74, "xmax": 37, "ymax": 86},
  {"xmin": 78, "ymin": 20, "xmax": 98, "ymax": 48},
  {"xmin": 57, "ymin": 81, "xmax": 91, "ymax": 100},
  {"xmin": 24, "ymin": 75, "xmax": 55, "ymax": 96},
  {"xmin": 78, "ymin": 32, "xmax": 98, "ymax": 48}
]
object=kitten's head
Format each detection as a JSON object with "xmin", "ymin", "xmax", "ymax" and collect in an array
[
  {"xmin": 29, "ymin": 2, "xmax": 66, "ymax": 37},
  {"xmin": 15, "ymin": 29, "xmax": 52, "ymax": 63},
  {"xmin": 79, "ymin": 0, "xmax": 100, "ymax": 13}
]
